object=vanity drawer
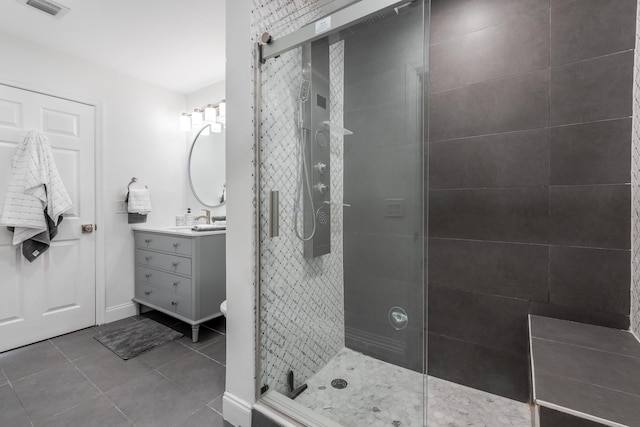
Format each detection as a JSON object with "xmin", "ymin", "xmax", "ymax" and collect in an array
[
  {"xmin": 135, "ymin": 266, "xmax": 192, "ymax": 297},
  {"xmin": 136, "ymin": 283, "xmax": 192, "ymax": 318},
  {"xmin": 136, "ymin": 249, "xmax": 192, "ymax": 276},
  {"xmin": 136, "ymin": 232, "xmax": 192, "ymax": 257}
]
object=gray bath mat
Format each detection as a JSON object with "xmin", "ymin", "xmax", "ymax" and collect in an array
[{"xmin": 94, "ymin": 318, "xmax": 183, "ymax": 360}]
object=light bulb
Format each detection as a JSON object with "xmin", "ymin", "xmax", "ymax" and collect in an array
[
  {"xmin": 192, "ymin": 108, "xmax": 203, "ymax": 128},
  {"xmin": 204, "ymin": 104, "xmax": 217, "ymax": 122},
  {"xmin": 180, "ymin": 113, "xmax": 191, "ymax": 131}
]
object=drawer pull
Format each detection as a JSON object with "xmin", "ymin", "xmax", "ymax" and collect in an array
[
  {"xmin": 145, "ymin": 273, "xmax": 152, "ymax": 279},
  {"xmin": 172, "ymin": 281, "xmax": 179, "ymax": 287},
  {"xmin": 144, "ymin": 291, "xmax": 151, "ymax": 296},
  {"xmin": 171, "ymin": 301, "xmax": 178, "ymax": 306},
  {"xmin": 172, "ymin": 243, "xmax": 179, "ymax": 249},
  {"xmin": 144, "ymin": 239, "xmax": 152, "ymax": 245},
  {"xmin": 145, "ymin": 256, "xmax": 152, "ymax": 262},
  {"xmin": 172, "ymin": 262, "xmax": 179, "ymax": 268}
]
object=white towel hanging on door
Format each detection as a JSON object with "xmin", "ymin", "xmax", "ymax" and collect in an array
[{"xmin": 0, "ymin": 131, "xmax": 72, "ymax": 245}]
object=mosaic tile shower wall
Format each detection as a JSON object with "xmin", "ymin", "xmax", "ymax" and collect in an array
[
  {"xmin": 632, "ymin": 0, "xmax": 640, "ymax": 337},
  {"xmin": 253, "ymin": 0, "xmax": 347, "ymax": 394}
]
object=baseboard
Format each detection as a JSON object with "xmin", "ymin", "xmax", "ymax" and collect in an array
[
  {"xmin": 223, "ymin": 391, "xmax": 252, "ymax": 427},
  {"xmin": 104, "ymin": 302, "xmax": 137, "ymax": 324}
]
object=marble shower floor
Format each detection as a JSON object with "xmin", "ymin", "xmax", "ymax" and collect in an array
[{"xmin": 295, "ymin": 348, "xmax": 531, "ymax": 427}]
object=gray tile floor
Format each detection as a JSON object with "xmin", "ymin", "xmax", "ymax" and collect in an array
[{"xmin": 0, "ymin": 311, "xmax": 231, "ymax": 427}]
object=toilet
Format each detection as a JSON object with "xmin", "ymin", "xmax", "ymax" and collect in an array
[{"xmin": 220, "ymin": 300, "xmax": 227, "ymax": 317}]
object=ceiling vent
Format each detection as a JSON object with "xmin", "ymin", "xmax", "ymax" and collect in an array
[{"xmin": 17, "ymin": 0, "xmax": 70, "ymax": 19}]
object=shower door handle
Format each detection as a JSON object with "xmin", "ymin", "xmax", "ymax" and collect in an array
[{"xmin": 269, "ymin": 190, "xmax": 279, "ymax": 238}]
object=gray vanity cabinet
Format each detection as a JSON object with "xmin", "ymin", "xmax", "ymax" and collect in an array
[{"xmin": 132, "ymin": 230, "xmax": 225, "ymax": 342}]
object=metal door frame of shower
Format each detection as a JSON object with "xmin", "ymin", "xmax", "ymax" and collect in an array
[{"xmin": 253, "ymin": 0, "xmax": 426, "ymax": 425}]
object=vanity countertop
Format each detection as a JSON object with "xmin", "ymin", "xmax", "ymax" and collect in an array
[{"xmin": 132, "ymin": 225, "xmax": 226, "ymax": 237}]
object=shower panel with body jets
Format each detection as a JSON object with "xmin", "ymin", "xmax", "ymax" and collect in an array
[{"xmin": 294, "ymin": 39, "xmax": 332, "ymax": 258}]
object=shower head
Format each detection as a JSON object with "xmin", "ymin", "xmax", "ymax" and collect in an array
[{"xmin": 299, "ymin": 79, "xmax": 310, "ymax": 102}]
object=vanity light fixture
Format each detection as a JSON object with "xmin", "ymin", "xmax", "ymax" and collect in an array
[
  {"xmin": 180, "ymin": 112, "xmax": 192, "ymax": 131},
  {"xmin": 192, "ymin": 108, "xmax": 204, "ymax": 128},
  {"xmin": 204, "ymin": 104, "xmax": 217, "ymax": 122},
  {"xmin": 180, "ymin": 101, "xmax": 226, "ymax": 132}
]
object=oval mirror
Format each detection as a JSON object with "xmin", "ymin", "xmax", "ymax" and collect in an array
[{"xmin": 188, "ymin": 124, "xmax": 226, "ymax": 207}]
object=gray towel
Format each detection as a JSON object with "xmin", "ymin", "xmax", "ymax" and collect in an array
[{"xmin": 8, "ymin": 209, "xmax": 62, "ymax": 262}]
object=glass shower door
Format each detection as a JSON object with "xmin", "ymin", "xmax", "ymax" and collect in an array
[{"xmin": 257, "ymin": 1, "xmax": 427, "ymax": 425}]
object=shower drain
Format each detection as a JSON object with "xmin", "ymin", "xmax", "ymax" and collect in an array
[{"xmin": 331, "ymin": 379, "xmax": 348, "ymax": 389}]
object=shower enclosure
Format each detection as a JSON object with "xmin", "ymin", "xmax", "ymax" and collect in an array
[{"xmin": 255, "ymin": 0, "xmax": 427, "ymax": 425}]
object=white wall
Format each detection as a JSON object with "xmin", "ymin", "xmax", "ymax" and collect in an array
[
  {"xmin": 223, "ymin": 0, "xmax": 256, "ymax": 426},
  {"xmin": 185, "ymin": 81, "xmax": 227, "ymax": 219},
  {"xmin": 0, "ymin": 30, "xmax": 188, "ymax": 323}
]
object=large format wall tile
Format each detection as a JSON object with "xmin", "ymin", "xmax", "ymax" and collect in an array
[
  {"xmin": 539, "ymin": 406, "xmax": 609, "ymax": 427},
  {"xmin": 430, "ymin": 9, "xmax": 549, "ymax": 93},
  {"xmin": 426, "ymin": 0, "xmax": 635, "ymax": 405},
  {"xmin": 550, "ymin": 246, "xmax": 630, "ymax": 316},
  {"xmin": 344, "ymin": 274, "xmax": 423, "ymax": 331},
  {"xmin": 345, "ymin": 312, "xmax": 424, "ymax": 371},
  {"xmin": 344, "ymin": 53, "xmax": 422, "ymax": 113},
  {"xmin": 344, "ymin": 232, "xmax": 422, "ymax": 283},
  {"xmin": 530, "ymin": 301, "xmax": 630, "ymax": 330},
  {"xmin": 428, "ymin": 238, "xmax": 548, "ymax": 301},
  {"xmin": 551, "ymin": 0, "xmax": 636, "ymax": 66},
  {"xmin": 344, "ymin": 101, "xmax": 416, "ymax": 150},
  {"xmin": 550, "ymin": 119, "xmax": 631, "ymax": 185},
  {"xmin": 428, "ymin": 333, "xmax": 530, "ymax": 402},
  {"xmin": 429, "ymin": 187, "xmax": 549, "ymax": 243},
  {"xmin": 344, "ymin": 143, "xmax": 421, "ymax": 235},
  {"xmin": 549, "ymin": 185, "xmax": 631, "ymax": 249},
  {"xmin": 550, "ymin": 51, "xmax": 633, "ymax": 126},
  {"xmin": 428, "ymin": 287, "xmax": 530, "ymax": 355},
  {"xmin": 430, "ymin": 70, "xmax": 549, "ymax": 141},
  {"xmin": 430, "ymin": 0, "xmax": 548, "ymax": 45},
  {"xmin": 429, "ymin": 129, "xmax": 549, "ymax": 189}
]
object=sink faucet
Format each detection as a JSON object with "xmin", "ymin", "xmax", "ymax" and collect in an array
[{"xmin": 194, "ymin": 209, "xmax": 211, "ymax": 224}]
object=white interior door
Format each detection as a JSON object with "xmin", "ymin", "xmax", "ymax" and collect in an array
[{"xmin": 0, "ymin": 84, "xmax": 96, "ymax": 352}]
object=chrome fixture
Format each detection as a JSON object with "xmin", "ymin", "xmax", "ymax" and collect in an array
[{"xmin": 194, "ymin": 209, "xmax": 211, "ymax": 224}]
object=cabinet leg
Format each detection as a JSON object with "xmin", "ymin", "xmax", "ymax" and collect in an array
[
  {"xmin": 134, "ymin": 303, "xmax": 141, "ymax": 316},
  {"xmin": 191, "ymin": 324, "xmax": 200, "ymax": 343}
]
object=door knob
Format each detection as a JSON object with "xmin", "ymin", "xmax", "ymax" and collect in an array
[{"xmin": 81, "ymin": 224, "xmax": 94, "ymax": 233}]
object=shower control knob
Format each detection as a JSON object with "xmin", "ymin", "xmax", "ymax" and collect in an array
[
  {"xmin": 316, "ymin": 162, "xmax": 327, "ymax": 174},
  {"xmin": 316, "ymin": 183, "xmax": 328, "ymax": 194}
]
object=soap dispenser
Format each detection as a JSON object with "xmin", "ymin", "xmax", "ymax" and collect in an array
[{"xmin": 185, "ymin": 208, "xmax": 195, "ymax": 226}]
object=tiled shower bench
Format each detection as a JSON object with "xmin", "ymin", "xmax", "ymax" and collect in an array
[{"xmin": 529, "ymin": 315, "xmax": 640, "ymax": 427}]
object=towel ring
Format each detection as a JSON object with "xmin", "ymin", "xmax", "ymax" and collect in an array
[{"xmin": 128, "ymin": 177, "xmax": 148, "ymax": 190}]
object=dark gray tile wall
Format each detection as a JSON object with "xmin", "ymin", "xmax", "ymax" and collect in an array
[
  {"xmin": 429, "ymin": 129, "xmax": 549, "ymax": 189},
  {"xmin": 430, "ymin": 70, "xmax": 550, "ymax": 141},
  {"xmin": 550, "ymin": 51, "xmax": 633, "ymax": 126},
  {"xmin": 427, "ymin": 0, "xmax": 635, "ymax": 402},
  {"xmin": 549, "ymin": 119, "xmax": 631, "ymax": 185},
  {"xmin": 550, "ymin": 0, "xmax": 636, "ymax": 66},
  {"xmin": 343, "ymin": 5, "xmax": 425, "ymax": 372},
  {"xmin": 539, "ymin": 407, "xmax": 608, "ymax": 427}
]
